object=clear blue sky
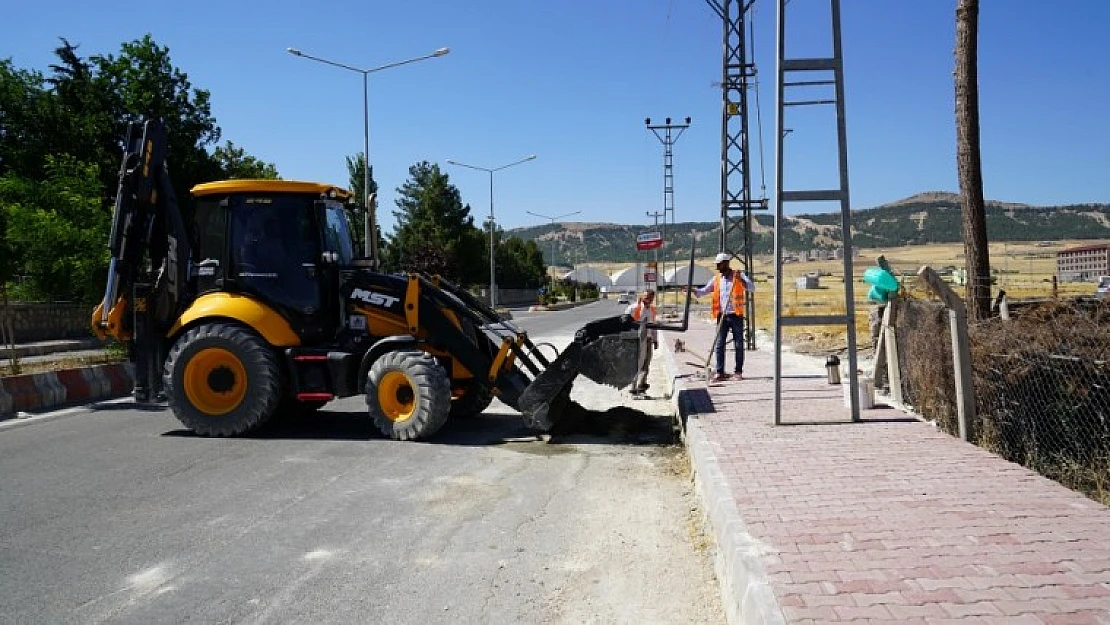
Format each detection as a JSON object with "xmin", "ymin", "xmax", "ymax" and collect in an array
[{"xmin": 5, "ymin": 1, "xmax": 1109, "ymax": 235}]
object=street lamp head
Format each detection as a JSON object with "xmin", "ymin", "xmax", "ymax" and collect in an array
[
  {"xmin": 525, "ymin": 154, "xmax": 537, "ymax": 161},
  {"xmin": 286, "ymin": 47, "xmax": 303, "ymax": 56},
  {"xmin": 433, "ymin": 47, "xmax": 451, "ymax": 57}
]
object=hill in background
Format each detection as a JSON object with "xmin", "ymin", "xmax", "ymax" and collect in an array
[{"xmin": 506, "ymin": 192, "xmax": 1110, "ymax": 265}]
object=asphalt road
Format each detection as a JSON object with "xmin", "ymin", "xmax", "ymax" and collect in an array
[{"xmin": 0, "ymin": 301, "xmax": 724, "ymax": 624}]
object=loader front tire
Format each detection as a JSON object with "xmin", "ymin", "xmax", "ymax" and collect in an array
[
  {"xmin": 165, "ymin": 323, "xmax": 281, "ymax": 436},
  {"xmin": 366, "ymin": 350, "xmax": 451, "ymax": 441}
]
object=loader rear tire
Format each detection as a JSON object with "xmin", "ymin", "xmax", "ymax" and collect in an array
[
  {"xmin": 449, "ymin": 384, "xmax": 494, "ymax": 419},
  {"xmin": 165, "ymin": 323, "xmax": 281, "ymax": 436},
  {"xmin": 366, "ymin": 349, "xmax": 451, "ymax": 441}
]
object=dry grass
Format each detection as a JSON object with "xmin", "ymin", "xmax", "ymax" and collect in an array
[
  {"xmin": 645, "ymin": 242, "xmax": 1101, "ymax": 353},
  {"xmin": 893, "ymin": 297, "xmax": 1110, "ymax": 505},
  {"xmin": 619, "ymin": 241, "xmax": 1100, "ymax": 299}
]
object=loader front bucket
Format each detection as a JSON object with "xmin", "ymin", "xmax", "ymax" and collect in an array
[{"xmin": 518, "ymin": 315, "xmax": 640, "ymax": 431}]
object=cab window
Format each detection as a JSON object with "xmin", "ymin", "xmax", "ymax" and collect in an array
[
  {"xmin": 322, "ymin": 202, "xmax": 355, "ymax": 264},
  {"xmin": 194, "ymin": 197, "xmax": 227, "ymax": 294},
  {"xmin": 230, "ymin": 194, "xmax": 321, "ymax": 313}
]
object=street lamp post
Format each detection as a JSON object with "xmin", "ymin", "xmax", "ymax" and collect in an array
[
  {"xmin": 527, "ymin": 210, "xmax": 581, "ymax": 300},
  {"xmin": 287, "ymin": 45, "xmax": 450, "ymax": 267},
  {"xmin": 446, "ymin": 155, "xmax": 537, "ymax": 308}
]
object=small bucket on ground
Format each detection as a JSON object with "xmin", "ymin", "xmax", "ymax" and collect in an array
[{"xmin": 843, "ymin": 375, "xmax": 875, "ymax": 410}]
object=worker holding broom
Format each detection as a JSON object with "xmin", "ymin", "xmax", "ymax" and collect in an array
[{"xmin": 696, "ymin": 253, "xmax": 755, "ymax": 382}]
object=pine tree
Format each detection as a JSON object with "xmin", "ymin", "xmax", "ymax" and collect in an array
[{"xmin": 383, "ymin": 161, "xmax": 485, "ymax": 284}]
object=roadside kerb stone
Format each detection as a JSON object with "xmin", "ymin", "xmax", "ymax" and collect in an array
[
  {"xmin": 657, "ymin": 332, "xmax": 787, "ymax": 625},
  {"xmin": 80, "ymin": 365, "xmax": 112, "ymax": 399},
  {"xmin": 32, "ymin": 371, "xmax": 66, "ymax": 408},
  {"xmin": 0, "ymin": 363, "xmax": 134, "ymax": 419},
  {"xmin": 3, "ymin": 374, "xmax": 42, "ymax": 414},
  {"xmin": 0, "ymin": 381, "xmax": 11, "ymax": 415}
]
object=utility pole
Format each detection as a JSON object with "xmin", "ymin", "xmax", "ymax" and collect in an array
[
  {"xmin": 646, "ymin": 209, "xmax": 665, "ymax": 293},
  {"xmin": 646, "ymin": 117, "xmax": 691, "ymax": 302},
  {"xmin": 446, "ymin": 155, "xmax": 537, "ymax": 308},
  {"xmin": 580, "ymin": 233, "xmax": 590, "ymax": 298},
  {"xmin": 572, "ymin": 248, "xmax": 580, "ymax": 302}
]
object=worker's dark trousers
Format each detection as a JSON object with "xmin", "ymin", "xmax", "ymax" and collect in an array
[
  {"xmin": 714, "ymin": 313, "xmax": 745, "ymax": 374},
  {"xmin": 633, "ymin": 339, "xmax": 653, "ymax": 391},
  {"xmin": 131, "ymin": 283, "xmax": 164, "ymax": 402}
]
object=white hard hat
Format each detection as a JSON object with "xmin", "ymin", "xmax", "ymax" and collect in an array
[{"xmin": 714, "ymin": 253, "xmax": 731, "ymax": 264}]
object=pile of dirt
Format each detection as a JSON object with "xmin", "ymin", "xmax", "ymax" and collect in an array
[{"xmin": 549, "ymin": 399, "xmax": 675, "ymax": 445}]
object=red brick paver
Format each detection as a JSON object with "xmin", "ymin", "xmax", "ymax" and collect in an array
[{"xmin": 665, "ymin": 318, "xmax": 1110, "ymax": 623}]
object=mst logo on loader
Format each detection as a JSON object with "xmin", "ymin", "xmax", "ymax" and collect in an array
[{"xmin": 351, "ymin": 288, "xmax": 400, "ymax": 309}]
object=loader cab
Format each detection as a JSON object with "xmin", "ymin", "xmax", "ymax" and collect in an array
[{"xmin": 190, "ymin": 180, "xmax": 354, "ymax": 343}]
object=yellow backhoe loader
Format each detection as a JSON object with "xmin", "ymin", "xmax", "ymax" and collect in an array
[{"xmin": 93, "ymin": 119, "xmax": 691, "ymax": 440}]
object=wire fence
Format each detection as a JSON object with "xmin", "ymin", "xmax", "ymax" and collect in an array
[{"xmin": 884, "ymin": 295, "xmax": 1110, "ymax": 504}]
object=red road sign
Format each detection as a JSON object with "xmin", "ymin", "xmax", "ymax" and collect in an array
[
  {"xmin": 644, "ymin": 272, "xmax": 657, "ymax": 282},
  {"xmin": 636, "ymin": 232, "xmax": 663, "ymax": 251}
]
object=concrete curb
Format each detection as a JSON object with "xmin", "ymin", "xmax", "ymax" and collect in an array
[
  {"xmin": 0, "ymin": 362, "xmax": 133, "ymax": 419},
  {"xmin": 658, "ymin": 336, "xmax": 786, "ymax": 625},
  {"xmin": 2, "ymin": 338, "xmax": 106, "ymax": 359},
  {"xmin": 527, "ymin": 298, "xmax": 600, "ymax": 312}
]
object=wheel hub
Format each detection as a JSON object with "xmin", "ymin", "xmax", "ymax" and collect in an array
[
  {"xmin": 183, "ymin": 347, "xmax": 248, "ymax": 416},
  {"xmin": 378, "ymin": 371, "xmax": 416, "ymax": 422}
]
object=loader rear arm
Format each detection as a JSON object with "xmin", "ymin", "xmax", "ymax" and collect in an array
[
  {"xmin": 93, "ymin": 119, "xmax": 192, "ymax": 341},
  {"xmin": 92, "ymin": 118, "xmax": 194, "ymax": 400}
]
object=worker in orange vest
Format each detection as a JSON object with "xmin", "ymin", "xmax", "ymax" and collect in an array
[
  {"xmin": 624, "ymin": 289, "xmax": 657, "ymax": 395},
  {"xmin": 695, "ymin": 253, "xmax": 755, "ymax": 382}
]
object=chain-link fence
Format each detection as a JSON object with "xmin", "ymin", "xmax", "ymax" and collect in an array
[{"xmin": 882, "ymin": 295, "xmax": 1110, "ymax": 504}]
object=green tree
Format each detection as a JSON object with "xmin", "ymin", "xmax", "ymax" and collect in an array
[
  {"xmin": 383, "ymin": 161, "xmax": 485, "ymax": 284},
  {"xmin": 0, "ymin": 60, "xmax": 61, "ymax": 179},
  {"xmin": 345, "ymin": 153, "xmax": 379, "ymax": 256},
  {"xmin": 89, "ymin": 34, "xmax": 223, "ymax": 201},
  {"xmin": 0, "ymin": 155, "xmax": 109, "ymax": 302},
  {"xmin": 213, "ymin": 141, "xmax": 279, "ymax": 179},
  {"xmin": 45, "ymin": 39, "xmax": 117, "ymax": 194},
  {"xmin": 496, "ymin": 236, "xmax": 546, "ymax": 289},
  {"xmin": 0, "ymin": 36, "xmax": 283, "ymax": 306},
  {"xmin": 6, "ymin": 37, "xmax": 276, "ymax": 202}
]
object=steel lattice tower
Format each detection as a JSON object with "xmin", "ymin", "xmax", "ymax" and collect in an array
[
  {"xmin": 706, "ymin": 0, "xmax": 765, "ymax": 350},
  {"xmin": 645, "ymin": 117, "xmax": 690, "ymax": 292}
]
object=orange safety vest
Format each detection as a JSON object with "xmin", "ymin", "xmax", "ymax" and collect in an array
[
  {"xmin": 710, "ymin": 273, "xmax": 747, "ymax": 317},
  {"xmin": 630, "ymin": 302, "xmax": 657, "ymax": 322}
]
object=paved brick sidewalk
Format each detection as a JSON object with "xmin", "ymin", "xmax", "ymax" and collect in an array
[{"xmin": 660, "ymin": 317, "xmax": 1110, "ymax": 625}]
